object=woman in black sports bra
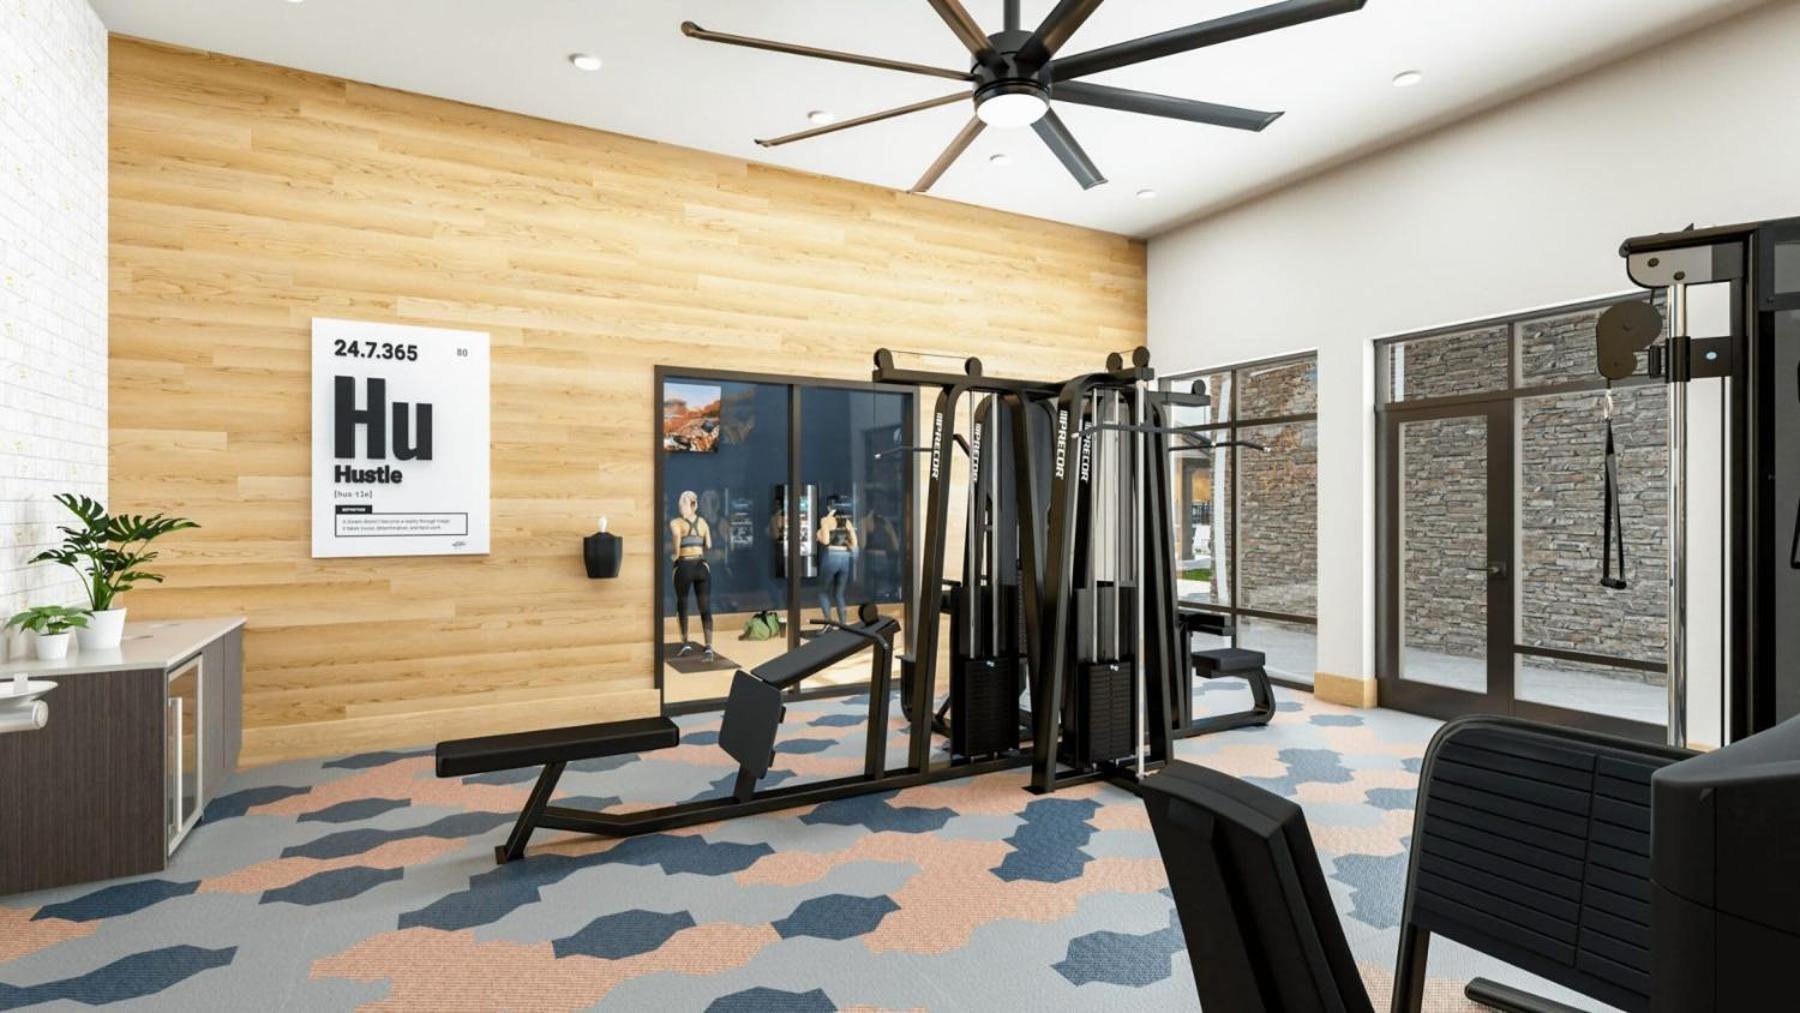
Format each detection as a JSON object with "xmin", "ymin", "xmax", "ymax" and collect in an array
[{"xmin": 669, "ymin": 490, "xmax": 714, "ymax": 661}]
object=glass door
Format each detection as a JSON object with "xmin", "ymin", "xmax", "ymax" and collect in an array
[
  {"xmin": 1379, "ymin": 401, "xmax": 1514, "ymax": 716},
  {"xmin": 798, "ymin": 387, "xmax": 913, "ymax": 687},
  {"xmin": 1379, "ymin": 397, "xmax": 1669, "ymax": 739},
  {"xmin": 1513, "ymin": 386, "xmax": 1669, "ymax": 732},
  {"xmin": 1376, "ymin": 297, "xmax": 1673, "ymax": 740},
  {"xmin": 660, "ymin": 378, "xmax": 792, "ymax": 705},
  {"xmin": 657, "ymin": 371, "xmax": 916, "ymax": 709}
]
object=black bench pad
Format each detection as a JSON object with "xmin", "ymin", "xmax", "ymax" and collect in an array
[
  {"xmin": 1192, "ymin": 647, "xmax": 1267, "ymax": 676},
  {"xmin": 752, "ymin": 617, "xmax": 897, "ymax": 690},
  {"xmin": 436, "ymin": 715, "xmax": 679, "ymax": 777}
]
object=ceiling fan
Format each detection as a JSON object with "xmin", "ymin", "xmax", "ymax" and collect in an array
[{"xmin": 681, "ymin": 0, "xmax": 1366, "ymax": 194}]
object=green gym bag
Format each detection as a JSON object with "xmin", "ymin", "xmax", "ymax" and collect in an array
[{"xmin": 740, "ymin": 610, "xmax": 781, "ymax": 641}]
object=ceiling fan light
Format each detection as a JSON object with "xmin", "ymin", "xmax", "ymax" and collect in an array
[{"xmin": 976, "ymin": 86, "xmax": 1049, "ymax": 129}]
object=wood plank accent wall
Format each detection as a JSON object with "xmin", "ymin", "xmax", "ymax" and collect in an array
[{"xmin": 107, "ymin": 38, "xmax": 1146, "ymax": 766}]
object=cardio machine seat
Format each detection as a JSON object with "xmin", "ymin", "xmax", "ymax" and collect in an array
[
  {"xmin": 435, "ymin": 715, "xmax": 679, "ymax": 778},
  {"xmin": 750, "ymin": 616, "xmax": 898, "ymax": 690},
  {"xmin": 1192, "ymin": 647, "xmax": 1266, "ymax": 677}
]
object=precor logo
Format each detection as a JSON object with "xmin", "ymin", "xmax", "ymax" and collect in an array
[
  {"xmin": 929, "ymin": 412, "xmax": 944, "ymax": 481},
  {"xmin": 1054, "ymin": 409, "xmax": 1069, "ymax": 479}
]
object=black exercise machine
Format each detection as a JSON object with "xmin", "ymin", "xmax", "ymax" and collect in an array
[
  {"xmin": 882, "ymin": 347, "xmax": 1279, "ymax": 796},
  {"xmin": 1144, "ymin": 713, "xmax": 1798, "ymax": 1013},
  {"xmin": 1596, "ymin": 215, "xmax": 1800, "ymax": 745},
  {"xmin": 440, "ymin": 345, "xmax": 1292, "ymax": 862},
  {"xmin": 436, "ymin": 604, "xmax": 1026, "ymax": 862},
  {"xmin": 877, "ymin": 351, "xmax": 1061, "ymax": 765}
]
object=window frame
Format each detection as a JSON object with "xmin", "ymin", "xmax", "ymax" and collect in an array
[{"xmin": 1161, "ymin": 350, "xmax": 1320, "ymax": 691}]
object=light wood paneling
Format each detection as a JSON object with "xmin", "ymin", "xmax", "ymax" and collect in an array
[{"xmin": 108, "ymin": 38, "xmax": 1146, "ymax": 766}]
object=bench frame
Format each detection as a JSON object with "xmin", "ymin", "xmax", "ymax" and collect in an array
[
  {"xmin": 482, "ymin": 618, "xmax": 1030, "ymax": 863},
  {"xmin": 1175, "ymin": 643, "xmax": 1276, "ymax": 739}
]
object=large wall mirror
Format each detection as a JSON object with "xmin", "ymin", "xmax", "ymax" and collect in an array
[{"xmin": 656, "ymin": 368, "xmax": 915, "ymax": 708}]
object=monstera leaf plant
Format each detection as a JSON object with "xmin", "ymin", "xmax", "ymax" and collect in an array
[{"xmin": 30, "ymin": 493, "xmax": 199, "ymax": 649}]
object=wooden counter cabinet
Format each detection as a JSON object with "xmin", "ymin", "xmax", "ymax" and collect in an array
[{"xmin": 0, "ymin": 618, "xmax": 245, "ymax": 895}]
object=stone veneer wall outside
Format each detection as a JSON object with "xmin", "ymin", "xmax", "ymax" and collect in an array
[{"xmin": 1395, "ymin": 306, "xmax": 1668, "ymax": 682}]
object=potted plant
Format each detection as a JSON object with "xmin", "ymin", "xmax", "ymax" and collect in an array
[
  {"xmin": 5, "ymin": 606, "xmax": 90, "ymax": 660},
  {"xmin": 30, "ymin": 494, "xmax": 200, "ymax": 651}
]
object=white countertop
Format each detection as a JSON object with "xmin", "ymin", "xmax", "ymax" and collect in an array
[{"xmin": 2, "ymin": 617, "xmax": 244, "ymax": 677}]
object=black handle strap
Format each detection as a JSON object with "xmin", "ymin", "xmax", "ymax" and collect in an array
[
  {"xmin": 1792, "ymin": 361, "xmax": 1800, "ymax": 570},
  {"xmin": 1601, "ymin": 408, "xmax": 1628, "ymax": 590}
]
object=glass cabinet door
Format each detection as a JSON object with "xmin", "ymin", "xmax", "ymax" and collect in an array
[{"xmin": 166, "ymin": 657, "xmax": 202, "ymax": 853}]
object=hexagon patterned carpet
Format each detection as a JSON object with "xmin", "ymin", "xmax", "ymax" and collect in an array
[{"xmin": 0, "ymin": 683, "xmax": 1607, "ymax": 1011}]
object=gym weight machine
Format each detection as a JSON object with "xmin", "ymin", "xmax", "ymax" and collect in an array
[
  {"xmin": 878, "ymin": 346, "xmax": 1274, "ymax": 796},
  {"xmin": 1597, "ymin": 214, "xmax": 1800, "ymax": 744}
]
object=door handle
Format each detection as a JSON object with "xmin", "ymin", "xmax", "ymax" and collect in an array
[{"xmin": 1468, "ymin": 562, "xmax": 1508, "ymax": 580}]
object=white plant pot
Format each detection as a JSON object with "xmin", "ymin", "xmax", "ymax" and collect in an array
[
  {"xmin": 77, "ymin": 607, "xmax": 127, "ymax": 650},
  {"xmin": 34, "ymin": 632, "xmax": 73, "ymax": 661}
]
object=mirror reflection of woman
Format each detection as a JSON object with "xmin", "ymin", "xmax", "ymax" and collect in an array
[
  {"xmin": 816, "ymin": 494, "xmax": 858, "ymax": 625},
  {"xmin": 669, "ymin": 490, "xmax": 715, "ymax": 661}
]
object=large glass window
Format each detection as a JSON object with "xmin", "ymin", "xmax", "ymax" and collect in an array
[
  {"xmin": 1163, "ymin": 353, "xmax": 1319, "ymax": 685},
  {"xmin": 1376, "ymin": 295, "xmax": 1670, "ymax": 738},
  {"xmin": 658, "ymin": 371, "xmax": 913, "ymax": 707}
]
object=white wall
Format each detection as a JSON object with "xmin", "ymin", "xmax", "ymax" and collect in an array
[
  {"xmin": 0, "ymin": 0, "xmax": 108, "ymax": 655},
  {"xmin": 1147, "ymin": 0, "xmax": 1800, "ymax": 732}
]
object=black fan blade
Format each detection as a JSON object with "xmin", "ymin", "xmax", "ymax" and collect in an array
[
  {"xmin": 1050, "ymin": 0, "xmax": 1365, "ymax": 81},
  {"xmin": 757, "ymin": 93, "xmax": 970, "ymax": 148},
  {"xmin": 1032, "ymin": 110, "xmax": 1106, "ymax": 190},
  {"xmin": 1016, "ymin": 0, "xmax": 1106, "ymax": 69},
  {"xmin": 1054, "ymin": 81, "xmax": 1281, "ymax": 131},
  {"xmin": 911, "ymin": 117, "xmax": 986, "ymax": 193},
  {"xmin": 682, "ymin": 22, "xmax": 973, "ymax": 81},
  {"xmin": 925, "ymin": 0, "xmax": 1002, "ymax": 68}
]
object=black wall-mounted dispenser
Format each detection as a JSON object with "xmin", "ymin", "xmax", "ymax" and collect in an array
[{"xmin": 584, "ymin": 517, "xmax": 622, "ymax": 579}]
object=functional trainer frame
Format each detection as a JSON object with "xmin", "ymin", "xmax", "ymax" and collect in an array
[{"xmin": 1599, "ymin": 216, "xmax": 1800, "ymax": 743}]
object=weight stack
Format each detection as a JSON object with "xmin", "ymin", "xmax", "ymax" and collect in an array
[
  {"xmin": 951, "ymin": 654, "xmax": 1021, "ymax": 759},
  {"xmin": 1076, "ymin": 660, "xmax": 1136, "ymax": 764}
]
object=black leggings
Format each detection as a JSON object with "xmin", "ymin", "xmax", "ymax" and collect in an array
[{"xmin": 673, "ymin": 559, "xmax": 712, "ymax": 645}]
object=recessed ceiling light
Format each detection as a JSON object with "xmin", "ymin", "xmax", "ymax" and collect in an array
[
  {"xmin": 1136, "ymin": 188, "xmax": 1157, "ymax": 201},
  {"xmin": 988, "ymin": 153, "xmax": 1011, "ymax": 167},
  {"xmin": 806, "ymin": 110, "xmax": 836, "ymax": 125},
  {"xmin": 569, "ymin": 53, "xmax": 603, "ymax": 72},
  {"xmin": 284, "ymin": 0, "xmax": 304, "ymax": 5},
  {"xmin": 1392, "ymin": 69, "xmax": 1423, "ymax": 88}
]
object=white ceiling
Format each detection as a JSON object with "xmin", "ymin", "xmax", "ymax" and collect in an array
[{"xmin": 91, "ymin": 0, "xmax": 1765, "ymax": 237}]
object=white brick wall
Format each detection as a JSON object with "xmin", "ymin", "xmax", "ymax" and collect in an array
[{"xmin": 0, "ymin": 0, "xmax": 108, "ymax": 657}]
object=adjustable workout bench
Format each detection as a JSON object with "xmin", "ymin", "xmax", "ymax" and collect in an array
[
  {"xmin": 1175, "ymin": 606, "xmax": 1276, "ymax": 737},
  {"xmin": 436, "ymin": 607, "xmax": 903, "ymax": 863}
]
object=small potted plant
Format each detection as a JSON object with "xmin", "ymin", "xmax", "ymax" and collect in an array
[
  {"xmin": 30, "ymin": 494, "xmax": 200, "ymax": 651},
  {"xmin": 5, "ymin": 606, "xmax": 90, "ymax": 660}
]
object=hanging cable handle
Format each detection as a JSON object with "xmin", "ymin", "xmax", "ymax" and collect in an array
[
  {"xmin": 1601, "ymin": 384, "xmax": 1629, "ymax": 590},
  {"xmin": 1791, "ymin": 359, "xmax": 1800, "ymax": 569}
]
